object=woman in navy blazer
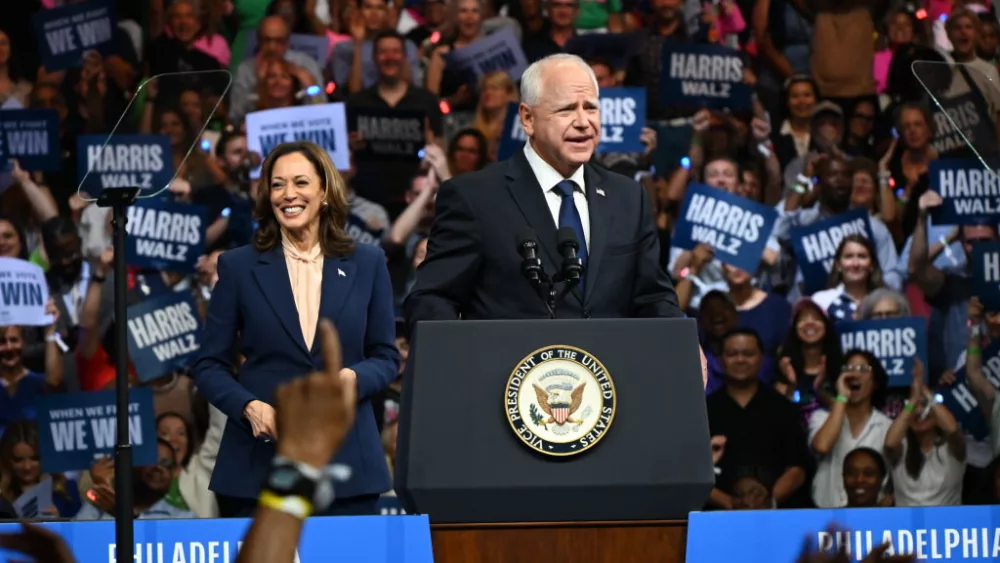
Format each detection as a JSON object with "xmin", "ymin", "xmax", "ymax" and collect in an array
[{"xmin": 193, "ymin": 140, "xmax": 400, "ymax": 517}]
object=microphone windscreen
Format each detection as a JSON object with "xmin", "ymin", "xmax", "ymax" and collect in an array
[
  {"xmin": 556, "ymin": 226, "xmax": 578, "ymax": 248},
  {"xmin": 516, "ymin": 227, "xmax": 538, "ymax": 248}
]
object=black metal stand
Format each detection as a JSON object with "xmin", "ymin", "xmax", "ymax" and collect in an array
[{"xmin": 96, "ymin": 186, "xmax": 140, "ymax": 563}]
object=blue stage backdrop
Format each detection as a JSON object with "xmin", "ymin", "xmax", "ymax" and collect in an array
[
  {"xmin": 0, "ymin": 515, "xmax": 433, "ymax": 563},
  {"xmin": 688, "ymin": 506, "xmax": 1000, "ymax": 562}
]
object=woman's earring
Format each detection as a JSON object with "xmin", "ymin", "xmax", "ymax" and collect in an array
[{"xmin": 322, "ymin": 201, "xmax": 329, "ymax": 207}]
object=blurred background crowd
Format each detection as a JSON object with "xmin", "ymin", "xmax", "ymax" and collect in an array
[{"xmin": 3, "ymin": 0, "xmax": 1000, "ymax": 522}]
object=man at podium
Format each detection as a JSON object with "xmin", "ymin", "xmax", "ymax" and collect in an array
[{"xmin": 405, "ymin": 53, "xmax": 684, "ymax": 328}]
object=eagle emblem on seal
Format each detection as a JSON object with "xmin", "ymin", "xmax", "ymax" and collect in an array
[{"xmin": 533, "ymin": 382, "xmax": 586, "ymax": 425}]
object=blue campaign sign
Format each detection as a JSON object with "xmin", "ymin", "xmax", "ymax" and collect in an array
[
  {"xmin": 126, "ymin": 292, "xmax": 203, "ymax": 383},
  {"xmin": 77, "ymin": 134, "xmax": 174, "ymax": 195},
  {"xmin": 34, "ymin": 388, "xmax": 157, "ymax": 474},
  {"xmin": 351, "ymin": 106, "xmax": 425, "ymax": 161},
  {"xmin": 0, "ymin": 515, "xmax": 433, "ymax": 563},
  {"xmin": 125, "ymin": 198, "xmax": 207, "ymax": 273},
  {"xmin": 377, "ymin": 495, "xmax": 409, "ymax": 515},
  {"xmin": 346, "ymin": 213, "xmax": 384, "ymax": 247},
  {"xmin": 0, "ymin": 109, "xmax": 61, "ymax": 172},
  {"xmin": 928, "ymin": 159, "xmax": 1000, "ymax": 225},
  {"xmin": 970, "ymin": 242, "xmax": 1000, "ymax": 310},
  {"xmin": 245, "ymin": 31, "xmax": 331, "ymax": 66},
  {"xmin": 790, "ymin": 209, "xmax": 875, "ymax": 296},
  {"xmin": 688, "ymin": 505, "xmax": 1000, "ymax": 562},
  {"xmin": 32, "ymin": 0, "xmax": 116, "ymax": 71},
  {"xmin": 597, "ymin": 87, "xmax": 646, "ymax": 154},
  {"xmin": 498, "ymin": 102, "xmax": 526, "ymax": 161},
  {"xmin": 447, "ymin": 27, "xmax": 528, "ymax": 85},
  {"xmin": 836, "ymin": 317, "xmax": 928, "ymax": 388},
  {"xmin": 660, "ymin": 43, "xmax": 752, "ymax": 110},
  {"xmin": 671, "ymin": 184, "xmax": 778, "ymax": 272},
  {"xmin": 939, "ymin": 339, "xmax": 1000, "ymax": 441}
]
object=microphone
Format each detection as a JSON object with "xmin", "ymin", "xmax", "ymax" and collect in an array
[
  {"xmin": 516, "ymin": 228, "xmax": 544, "ymax": 284},
  {"xmin": 556, "ymin": 227, "xmax": 584, "ymax": 285}
]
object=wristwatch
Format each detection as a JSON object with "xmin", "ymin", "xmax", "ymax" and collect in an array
[{"xmin": 263, "ymin": 456, "xmax": 335, "ymax": 514}]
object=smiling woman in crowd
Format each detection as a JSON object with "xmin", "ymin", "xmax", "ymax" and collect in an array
[
  {"xmin": 811, "ymin": 234, "xmax": 886, "ymax": 321},
  {"xmin": 0, "ymin": 421, "xmax": 81, "ymax": 517},
  {"xmin": 842, "ymin": 446, "xmax": 889, "ymax": 508},
  {"xmin": 775, "ymin": 299, "xmax": 843, "ymax": 423}
]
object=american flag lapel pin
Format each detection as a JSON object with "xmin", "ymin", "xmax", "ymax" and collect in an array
[{"xmin": 596, "ymin": 188, "xmax": 606, "ymax": 197}]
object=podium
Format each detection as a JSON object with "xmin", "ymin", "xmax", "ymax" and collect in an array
[{"xmin": 395, "ymin": 318, "xmax": 712, "ymax": 559}]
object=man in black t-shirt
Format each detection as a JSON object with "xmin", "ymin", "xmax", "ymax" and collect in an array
[
  {"xmin": 146, "ymin": 0, "xmax": 227, "ymax": 100},
  {"xmin": 191, "ymin": 130, "xmax": 256, "ymax": 252}
]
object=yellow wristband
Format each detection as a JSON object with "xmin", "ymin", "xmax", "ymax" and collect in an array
[
  {"xmin": 259, "ymin": 490, "xmax": 313, "ymax": 520},
  {"xmin": 836, "ymin": 394, "xmax": 848, "ymax": 403}
]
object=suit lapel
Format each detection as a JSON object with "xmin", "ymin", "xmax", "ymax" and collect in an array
[
  {"xmin": 584, "ymin": 164, "xmax": 609, "ymax": 306},
  {"xmin": 311, "ymin": 258, "xmax": 357, "ymax": 355},
  {"xmin": 505, "ymin": 151, "xmax": 560, "ymax": 266},
  {"xmin": 252, "ymin": 247, "xmax": 309, "ymax": 356}
]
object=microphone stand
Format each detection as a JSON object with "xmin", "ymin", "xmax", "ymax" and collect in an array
[{"xmin": 96, "ymin": 186, "xmax": 139, "ymax": 563}]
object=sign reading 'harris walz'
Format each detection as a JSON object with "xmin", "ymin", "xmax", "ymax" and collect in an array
[
  {"xmin": 125, "ymin": 198, "xmax": 207, "ymax": 274},
  {"xmin": 660, "ymin": 43, "xmax": 752, "ymax": 110},
  {"xmin": 789, "ymin": 208, "xmax": 876, "ymax": 295},
  {"xmin": 127, "ymin": 292, "xmax": 203, "ymax": 382},
  {"xmin": 671, "ymin": 184, "xmax": 777, "ymax": 272},
  {"xmin": 77, "ymin": 135, "xmax": 174, "ymax": 194},
  {"xmin": 929, "ymin": 158, "xmax": 1000, "ymax": 224}
]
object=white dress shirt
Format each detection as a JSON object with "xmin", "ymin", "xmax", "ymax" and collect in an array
[{"xmin": 523, "ymin": 142, "xmax": 591, "ymax": 251}]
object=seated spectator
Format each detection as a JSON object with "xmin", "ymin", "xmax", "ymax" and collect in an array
[
  {"xmin": 0, "ymin": 421, "xmax": 82, "ymax": 518},
  {"xmin": 775, "ymin": 298, "xmax": 843, "ymax": 423},
  {"xmin": 723, "ymin": 264, "xmax": 790, "ymax": 358},
  {"xmin": 699, "ymin": 292, "xmax": 775, "ymax": 394},
  {"xmin": 842, "ymin": 447, "xmax": 890, "ymax": 508},
  {"xmin": 809, "ymin": 349, "xmax": 891, "ymax": 508}
]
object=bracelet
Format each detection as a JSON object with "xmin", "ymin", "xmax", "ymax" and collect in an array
[
  {"xmin": 91, "ymin": 274, "xmax": 106, "ymax": 283},
  {"xmin": 969, "ymin": 346, "xmax": 982, "ymax": 356},
  {"xmin": 836, "ymin": 394, "xmax": 848, "ymax": 403},
  {"xmin": 903, "ymin": 402, "xmax": 916, "ymax": 413},
  {"xmin": 259, "ymin": 490, "xmax": 313, "ymax": 520}
]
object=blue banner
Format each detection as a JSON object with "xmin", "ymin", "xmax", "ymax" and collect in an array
[
  {"xmin": 246, "ymin": 103, "xmax": 350, "ymax": 175},
  {"xmin": 34, "ymin": 388, "xmax": 157, "ymax": 474},
  {"xmin": 836, "ymin": 317, "xmax": 928, "ymax": 388},
  {"xmin": 349, "ymin": 106, "xmax": 425, "ymax": 161},
  {"xmin": 597, "ymin": 87, "xmax": 646, "ymax": 154},
  {"xmin": 939, "ymin": 339, "xmax": 1000, "ymax": 441},
  {"xmin": 789, "ymin": 208, "xmax": 876, "ymax": 295},
  {"xmin": 688, "ymin": 505, "xmax": 1000, "ymax": 562},
  {"xmin": 498, "ymin": 102, "xmax": 526, "ymax": 161},
  {"xmin": 0, "ymin": 515, "xmax": 433, "ymax": 563},
  {"xmin": 0, "ymin": 109, "xmax": 60, "ymax": 172},
  {"xmin": 32, "ymin": 0, "xmax": 116, "ymax": 71},
  {"xmin": 245, "ymin": 31, "xmax": 331, "ymax": 66},
  {"xmin": 126, "ymin": 292, "xmax": 202, "ymax": 383},
  {"xmin": 346, "ymin": 213, "xmax": 384, "ymax": 247},
  {"xmin": 660, "ymin": 43, "xmax": 752, "ymax": 110},
  {"xmin": 77, "ymin": 134, "xmax": 174, "ymax": 195},
  {"xmin": 971, "ymin": 242, "xmax": 1000, "ymax": 311},
  {"xmin": 125, "ymin": 198, "xmax": 207, "ymax": 273},
  {"xmin": 446, "ymin": 27, "xmax": 528, "ymax": 85},
  {"xmin": 671, "ymin": 184, "xmax": 777, "ymax": 272},
  {"xmin": 929, "ymin": 159, "xmax": 1000, "ymax": 225}
]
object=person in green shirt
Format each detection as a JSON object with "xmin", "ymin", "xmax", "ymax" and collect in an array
[{"xmin": 574, "ymin": 0, "xmax": 624, "ymax": 33}]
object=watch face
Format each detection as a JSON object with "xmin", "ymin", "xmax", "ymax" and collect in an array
[{"xmin": 269, "ymin": 467, "xmax": 299, "ymax": 490}]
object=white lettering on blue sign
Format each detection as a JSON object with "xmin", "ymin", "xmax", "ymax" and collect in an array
[
  {"xmin": 48, "ymin": 415, "xmax": 142, "ymax": 452},
  {"xmin": 801, "ymin": 217, "xmax": 868, "ymax": 269},
  {"xmin": 126, "ymin": 301, "xmax": 200, "ymax": 361},
  {"xmin": 684, "ymin": 193, "xmax": 763, "ymax": 255},
  {"xmin": 936, "ymin": 167, "xmax": 1000, "ymax": 215},
  {"xmin": 669, "ymin": 53, "xmax": 743, "ymax": 98},
  {"xmin": 126, "ymin": 207, "xmax": 203, "ymax": 263},
  {"xmin": 4, "ymin": 128, "xmax": 48, "ymax": 155},
  {"xmin": 983, "ymin": 252, "xmax": 1000, "ymax": 282}
]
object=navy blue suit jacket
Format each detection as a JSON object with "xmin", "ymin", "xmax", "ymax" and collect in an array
[{"xmin": 192, "ymin": 243, "xmax": 400, "ymax": 501}]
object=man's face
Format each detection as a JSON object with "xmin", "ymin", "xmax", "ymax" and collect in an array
[
  {"xmin": 0, "ymin": 326, "xmax": 24, "ymax": 370},
  {"xmin": 49, "ymin": 234, "xmax": 83, "ymax": 284},
  {"xmin": 962, "ymin": 225, "xmax": 998, "ymax": 255},
  {"xmin": 979, "ymin": 22, "xmax": 999, "ymax": 59},
  {"xmin": 219, "ymin": 135, "xmax": 248, "ymax": 177},
  {"xmin": 819, "ymin": 157, "xmax": 851, "ymax": 210},
  {"xmin": 30, "ymin": 86, "xmax": 68, "ymax": 121},
  {"xmin": 258, "ymin": 18, "xmax": 291, "ymax": 59},
  {"xmin": 547, "ymin": 0, "xmax": 579, "ymax": 28},
  {"xmin": 424, "ymin": 0, "xmax": 446, "ymax": 25},
  {"xmin": 949, "ymin": 15, "xmax": 978, "ymax": 58},
  {"xmin": 521, "ymin": 62, "xmax": 600, "ymax": 175},
  {"xmin": 650, "ymin": 0, "xmax": 681, "ymax": 21},
  {"xmin": 140, "ymin": 444, "xmax": 178, "ymax": 492},
  {"xmin": 169, "ymin": 2, "xmax": 200, "ymax": 44},
  {"xmin": 362, "ymin": 0, "xmax": 389, "ymax": 32},
  {"xmin": 590, "ymin": 62, "xmax": 616, "ymax": 88},
  {"xmin": 375, "ymin": 37, "xmax": 406, "ymax": 82},
  {"xmin": 812, "ymin": 114, "xmax": 843, "ymax": 148},
  {"xmin": 720, "ymin": 334, "xmax": 761, "ymax": 383}
]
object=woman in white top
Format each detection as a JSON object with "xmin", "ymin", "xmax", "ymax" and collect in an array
[
  {"xmin": 884, "ymin": 360, "xmax": 966, "ymax": 506},
  {"xmin": 811, "ymin": 234, "xmax": 886, "ymax": 321},
  {"xmin": 809, "ymin": 349, "xmax": 892, "ymax": 508}
]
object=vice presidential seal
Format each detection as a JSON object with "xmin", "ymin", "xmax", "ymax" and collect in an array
[{"xmin": 504, "ymin": 345, "xmax": 616, "ymax": 456}]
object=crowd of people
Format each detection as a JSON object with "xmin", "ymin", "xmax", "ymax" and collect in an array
[{"xmin": 2, "ymin": 0, "xmax": 1000, "ymax": 527}]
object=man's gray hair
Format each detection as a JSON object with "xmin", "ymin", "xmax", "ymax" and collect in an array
[
  {"xmin": 856, "ymin": 288, "xmax": 912, "ymax": 320},
  {"xmin": 519, "ymin": 53, "xmax": 599, "ymax": 107}
]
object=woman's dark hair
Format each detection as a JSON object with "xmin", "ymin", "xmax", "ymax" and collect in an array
[
  {"xmin": 840, "ymin": 349, "xmax": 889, "ymax": 409},
  {"xmin": 156, "ymin": 412, "xmax": 196, "ymax": 468},
  {"xmin": 0, "ymin": 421, "xmax": 71, "ymax": 503},
  {"xmin": 265, "ymin": 0, "xmax": 314, "ymax": 34},
  {"xmin": 777, "ymin": 300, "xmax": 843, "ymax": 386},
  {"xmin": 0, "ymin": 214, "xmax": 29, "ymax": 260},
  {"xmin": 253, "ymin": 141, "xmax": 356, "ymax": 257},
  {"xmin": 886, "ymin": 44, "xmax": 950, "ymax": 102},
  {"xmin": 155, "ymin": 105, "xmax": 199, "ymax": 150},
  {"xmin": 782, "ymin": 75, "xmax": 819, "ymax": 112},
  {"xmin": 447, "ymin": 128, "xmax": 489, "ymax": 171},
  {"xmin": 40, "ymin": 216, "xmax": 78, "ymax": 257},
  {"xmin": 826, "ymin": 234, "xmax": 886, "ymax": 291},
  {"xmin": 903, "ymin": 426, "xmax": 946, "ymax": 480},
  {"xmin": 843, "ymin": 446, "xmax": 888, "ymax": 479}
]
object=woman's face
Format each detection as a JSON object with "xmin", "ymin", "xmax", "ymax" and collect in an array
[
  {"xmin": 850, "ymin": 171, "xmax": 876, "ymax": 210},
  {"xmin": 848, "ymin": 101, "xmax": 876, "ymax": 140},
  {"xmin": 0, "ymin": 326, "xmax": 24, "ymax": 370},
  {"xmin": 838, "ymin": 241, "xmax": 873, "ymax": 285},
  {"xmin": 0, "ymin": 219, "xmax": 23, "ymax": 258},
  {"xmin": 456, "ymin": 0, "xmax": 482, "ymax": 39},
  {"xmin": 888, "ymin": 12, "xmax": 914, "ymax": 45},
  {"xmin": 843, "ymin": 452, "xmax": 883, "ymax": 507},
  {"xmin": 451, "ymin": 134, "xmax": 482, "ymax": 174},
  {"xmin": 0, "ymin": 31, "xmax": 10, "ymax": 67},
  {"xmin": 699, "ymin": 298, "xmax": 737, "ymax": 339},
  {"xmin": 480, "ymin": 80, "xmax": 509, "ymax": 111},
  {"xmin": 269, "ymin": 151, "xmax": 325, "ymax": 236},
  {"xmin": 704, "ymin": 159, "xmax": 739, "ymax": 192},
  {"xmin": 178, "ymin": 91, "xmax": 203, "ymax": 124},
  {"xmin": 159, "ymin": 112, "xmax": 186, "ymax": 147},
  {"xmin": 840, "ymin": 353, "xmax": 875, "ymax": 403},
  {"xmin": 787, "ymin": 82, "xmax": 817, "ymax": 121},
  {"xmin": 870, "ymin": 297, "xmax": 904, "ymax": 319},
  {"xmin": 737, "ymin": 170, "xmax": 760, "ymax": 201},
  {"xmin": 265, "ymin": 62, "xmax": 294, "ymax": 102},
  {"xmin": 157, "ymin": 416, "xmax": 189, "ymax": 467},
  {"xmin": 10, "ymin": 441, "xmax": 41, "ymax": 486},
  {"xmin": 141, "ymin": 444, "xmax": 178, "ymax": 491},
  {"xmin": 722, "ymin": 263, "xmax": 751, "ymax": 287},
  {"xmin": 795, "ymin": 308, "xmax": 826, "ymax": 344},
  {"xmin": 899, "ymin": 107, "xmax": 931, "ymax": 150}
]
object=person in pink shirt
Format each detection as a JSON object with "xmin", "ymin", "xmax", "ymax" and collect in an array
[{"xmin": 874, "ymin": 8, "xmax": 920, "ymax": 93}]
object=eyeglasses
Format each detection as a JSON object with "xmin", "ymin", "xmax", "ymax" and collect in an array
[
  {"xmin": 870, "ymin": 310, "xmax": 900, "ymax": 319},
  {"xmin": 841, "ymin": 364, "xmax": 872, "ymax": 373}
]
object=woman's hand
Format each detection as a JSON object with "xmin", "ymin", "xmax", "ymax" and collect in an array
[
  {"xmin": 910, "ymin": 358, "xmax": 925, "ymax": 402},
  {"xmin": 10, "ymin": 159, "xmax": 30, "ymax": 186},
  {"xmin": 878, "ymin": 136, "xmax": 897, "ymax": 172},
  {"xmin": 44, "ymin": 297, "xmax": 59, "ymax": 337},
  {"xmin": 640, "ymin": 127, "xmax": 657, "ymax": 156},
  {"xmin": 244, "ymin": 400, "xmax": 278, "ymax": 440}
]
